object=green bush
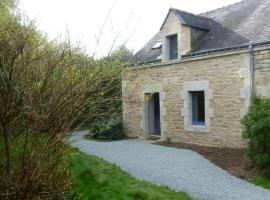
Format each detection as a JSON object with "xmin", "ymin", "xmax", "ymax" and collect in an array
[
  {"xmin": 241, "ymin": 95, "xmax": 270, "ymax": 176},
  {"xmin": 87, "ymin": 114, "xmax": 125, "ymax": 141}
]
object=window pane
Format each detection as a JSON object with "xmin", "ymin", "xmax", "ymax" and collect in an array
[
  {"xmin": 191, "ymin": 91, "xmax": 205, "ymax": 125},
  {"xmin": 168, "ymin": 35, "xmax": 178, "ymax": 60},
  {"xmin": 196, "ymin": 92, "xmax": 205, "ymax": 122}
]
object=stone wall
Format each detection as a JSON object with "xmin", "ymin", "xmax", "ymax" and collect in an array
[
  {"xmin": 123, "ymin": 51, "xmax": 251, "ymax": 148},
  {"xmin": 254, "ymin": 47, "xmax": 270, "ymax": 97},
  {"xmin": 123, "ymin": 46, "xmax": 270, "ymax": 148}
]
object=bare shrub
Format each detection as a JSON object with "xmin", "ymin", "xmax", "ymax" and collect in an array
[{"xmin": 0, "ymin": 3, "xmax": 125, "ymax": 199}]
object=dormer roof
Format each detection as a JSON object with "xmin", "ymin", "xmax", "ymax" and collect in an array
[
  {"xmin": 131, "ymin": 0, "xmax": 270, "ymax": 65},
  {"xmin": 160, "ymin": 8, "xmax": 211, "ymax": 31}
]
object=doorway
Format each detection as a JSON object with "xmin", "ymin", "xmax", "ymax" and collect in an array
[{"xmin": 147, "ymin": 93, "xmax": 161, "ymax": 136}]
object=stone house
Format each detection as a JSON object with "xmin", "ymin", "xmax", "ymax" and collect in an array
[{"xmin": 122, "ymin": 0, "xmax": 270, "ymax": 148}]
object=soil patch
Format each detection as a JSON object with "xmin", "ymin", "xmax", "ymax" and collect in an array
[{"xmin": 156, "ymin": 142, "xmax": 260, "ymax": 181}]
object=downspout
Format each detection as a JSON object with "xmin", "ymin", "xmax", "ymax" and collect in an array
[{"xmin": 249, "ymin": 44, "xmax": 255, "ymax": 95}]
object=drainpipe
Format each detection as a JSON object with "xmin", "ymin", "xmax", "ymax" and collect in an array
[{"xmin": 249, "ymin": 44, "xmax": 255, "ymax": 95}]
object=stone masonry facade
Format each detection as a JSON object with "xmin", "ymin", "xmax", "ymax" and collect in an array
[
  {"xmin": 123, "ymin": 46, "xmax": 270, "ymax": 148},
  {"xmin": 254, "ymin": 48, "xmax": 270, "ymax": 97}
]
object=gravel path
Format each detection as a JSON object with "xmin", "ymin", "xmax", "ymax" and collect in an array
[{"xmin": 69, "ymin": 131, "xmax": 270, "ymax": 200}]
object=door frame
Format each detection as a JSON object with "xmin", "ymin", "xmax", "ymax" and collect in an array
[
  {"xmin": 142, "ymin": 87, "xmax": 166, "ymax": 140},
  {"xmin": 146, "ymin": 93, "xmax": 161, "ymax": 136}
]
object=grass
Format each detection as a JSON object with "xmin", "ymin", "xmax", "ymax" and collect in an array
[
  {"xmin": 69, "ymin": 148, "xmax": 192, "ymax": 200},
  {"xmin": 0, "ymin": 137, "xmax": 191, "ymax": 199},
  {"xmin": 251, "ymin": 176, "xmax": 270, "ymax": 190}
]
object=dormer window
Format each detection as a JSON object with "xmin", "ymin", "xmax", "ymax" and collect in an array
[
  {"xmin": 168, "ymin": 34, "xmax": 178, "ymax": 60},
  {"xmin": 160, "ymin": 8, "xmax": 210, "ymax": 62}
]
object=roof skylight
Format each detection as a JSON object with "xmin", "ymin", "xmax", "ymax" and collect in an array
[{"xmin": 151, "ymin": 40, "xmax": 162, "ymax": 50}]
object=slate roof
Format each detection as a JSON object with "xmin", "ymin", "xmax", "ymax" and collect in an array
[
  {"xmin": 131, "ymin": 32, "xmax": 162, "ymax": 64},
  {"xmin": 131, "ymin": 0, "xmax": 270, "ymax": 64},
  {"xmin": 160, "ymin": 8, "xmax": 212, "ymax": 31}
]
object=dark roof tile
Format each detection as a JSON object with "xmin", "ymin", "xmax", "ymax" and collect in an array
[
  {"xmin": 130, "ymin": 32, "xmax": 162, "ymax": 64},
  {"xmin": 131, "ymin": 0, "xmax": 270, "ymax": 64},
  {"xmin": 172, "ymin": 8, "xmax": 211, "ymax": 30}
]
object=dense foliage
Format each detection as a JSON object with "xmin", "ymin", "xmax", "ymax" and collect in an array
[
  {"xmin": 241, "ymin": 95, "xmax": 270, "ymax": 177},
  {"xmin": 73, "ymin": 58, "xmax": 124, "ymax": 129},
  {"xmin": 0, "ymin": 1, "xmax": 127, "ymax": 199},
  {"xmin": 87, "ymin": 114, "xmax": 125, "ymax": 141},
  {"xmin": 0, "ymin": 4, "xmax": 85, "ymax": 199}
]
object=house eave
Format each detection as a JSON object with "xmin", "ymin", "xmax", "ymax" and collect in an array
[{"xmin": 130, "ymin": 40, "xmax": 270, "ymax": 68}]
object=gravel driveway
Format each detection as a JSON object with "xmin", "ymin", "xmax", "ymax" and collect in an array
[{"xmin": 69, "ymin": 131, "xmax": 270, "ymax": 200}]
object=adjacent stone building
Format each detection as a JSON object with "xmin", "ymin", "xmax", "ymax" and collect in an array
[{"xmin": 123, "ymin": 0, "xmax": 270, "ymax": 148}]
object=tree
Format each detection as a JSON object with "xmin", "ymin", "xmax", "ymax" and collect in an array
[
  {"xmin": 0, "ymin": 3, "xmax": 126, "ymax": 199},
  {"xmin": 0, "ymin": 0, "xmax": 16, "ymax": 9},
  {"xmin": 73, "ymin": 44, "xmax": 133, "ymax": 129},
  {"xmin": 109, "ymin": 44, "xmax": 134, "ymax": 63}
]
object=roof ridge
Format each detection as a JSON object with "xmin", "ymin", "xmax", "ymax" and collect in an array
[
  {"xmin": 169, "ymin": 7, "xmax": 212, "ymax": 21},
  {"xmin": 200, "ymin": 0, "xmax": 248, "ymax": 16}
]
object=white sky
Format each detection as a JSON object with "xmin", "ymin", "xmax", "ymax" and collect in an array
[{"xmin": 19, "ymin": 0, "xmax": 240, "ymax": 57}]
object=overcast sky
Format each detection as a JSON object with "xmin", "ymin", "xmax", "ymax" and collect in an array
[{"xmin": 19, "ymin": 0, "xmax": 240, "ymax": 57}]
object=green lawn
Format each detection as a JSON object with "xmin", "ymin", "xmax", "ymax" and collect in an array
[
  {"xmin": 251, "ymin": 177, "xmax": 270, "ymax": 190},
  {"xmin": 69, "ymin": 148, "xmax": 192, "ymax": 200}
]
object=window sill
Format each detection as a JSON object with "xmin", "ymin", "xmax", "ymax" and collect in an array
[
  {"xmin": 191, "ymin": 125, "xmax": 206, "ymax": 128},
  {"xmin": 186, "ymin": 125, "xmax": 209, "ymax": 133},
  {"xmin": 191, "ymin": 123, "xmax": 205, "ymax": 126}
]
